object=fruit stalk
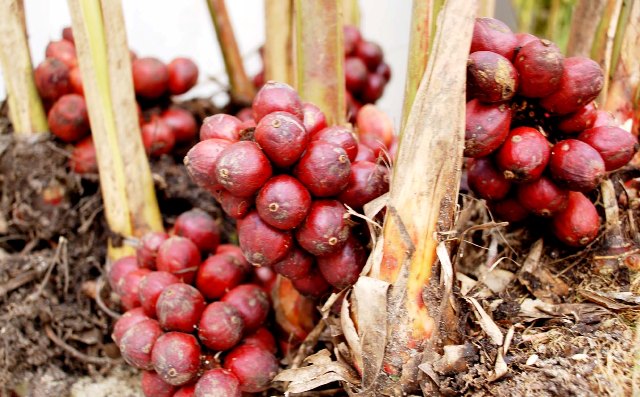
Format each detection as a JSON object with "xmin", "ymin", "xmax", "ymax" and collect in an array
[
  {"xmin": 363, "ymin": 0, "xmax": 475, "ymax": 393},
  {"xmin": 342, "ymin": 0, "xmax": 360, "ymax": 27},
  {"xmin": 264, "ymin": 0, "xmax": 293, "ymax": 85},
  {"xmin": 0, "ymin": 0, "xmax": 48, "ymax": 136},
  {"xmin": 68, "ymin": 0, "xmax": 163, "ymax": 259},
  {"xmin": 206, "ymin": 0, "xmax": 255, "ymax": 104},
  {"xmin": 400, "ymin": 0, "xmax": 433, "ymax": 132},
  {"xmin": 293, "ymin": 0, "xmax": 346, "ymax": 126}
]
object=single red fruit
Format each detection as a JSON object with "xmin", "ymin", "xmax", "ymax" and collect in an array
[
  {"xmin": 467, "ymin": 51, "xmax": 518, "ymax": 103},
  {"xmin": 217, "ymin": 244, "xmax": 253, "ymax": 274},
  {"xmin": 172, "ymin": 385, "xmax": 195, "ymax": 397},
  {"xmin": 35, "ymin": 58, "xmax": 71, "ymax": 101},
  {"xmin": 354, "ymin": 143, "xmax": 376, "ymax": 162},
  {"xmin": 253, "ymin": 70, "xmax": 265, "ymax": 89},
  {"xmin": 495, "ymin": 127, "xmax": 550, "ymax": 182},
  {"xmin": 119, "ymin": 268, "xmax": 152, "ymax": 310},
  {"xmin": 489, "ymin": 197, "xmax": 529, "ymax": 222},
  {"xmin": 198, "ymin": 301, "xmax": 245, "ymax": 351},
  {"xmin": 361, "ymin": 73, "xmax": 386, "ymax": 103},
  {"xmin": 296, "ymin": 200, "xmax": 350, "ymax": 256},
  {"xmin": 256, "ymin": 175, "xmax": 312, "ymax": 230},
  {"xmin": 464, "ymin": 99, "xmax": 512, "ymax": 157},
  {"xmin": 311, "ymin": 126, "xmax": 358, "ymax": 162},
  {"xmin": 136, "ymin": 231, "xmax": 169, "ymax": 270},
  {"xmin": 467, "ymin": 158, "xmax": 512, "ymax": 201},
  {"xmin": 557, "ymin": 102, "xmax": 598, "ymax": 134},
  {"xmin": 338, "ymin": 161, "xmax": 389, "ymax": 209},
  {"xmin": 377, "ymin": 62, "xmax": 392, "ymax": 82},
  {"xmin": 184, "ymin": 138, "xmax": 231, "ymax": 192},
  {"xmin": 161, "ymin": 108, "xmax": 197, "ymax": 142},
  {"xmin": 302, "ymin": 102, "xmax": 327, "ymax": 136},
  {"xmin": 552, "ymin": 191, "xmax": 600, "ymax": 247},
  {"xmin": 215, "ymin": 141, "xmax": 273, "ymax": 197},
  {"xmin": 242, "ymin": 327, "xmax": 277, "ymax": 354},
  {"xmin": 254, "ymin": 111, "xmax": 309, "ymax": 167},
  {"xmin": 514, "ymin": 39, "xmax": 564, "ymax": 98},
  {"xmin": 200, "ymin": 114, "xmax": 242, "ymax": 141},
  {"xmin": 108, "ymin": 255, "xmax": 139, "ymax": 293},
  {"xmin": 593, "ymin": 110, "xmax": 617, "ymax": 128},
  {"xmin": 273, "ymin": 246, "xmax": 313, "ymax": 280},
  {"xmin": 222, "ymin": 284, "xmax": 270, "ymax": 331},
  {"xmin": 156, "ymin": 283, "xmax": 206, "ymax": 333},
  {"xmin": 69, "ymin": 66, "xmax": 83, "ymax": 95},
  {"xmin": 294, "ymin": 141, "xmax": 351, "ymax": 197},
  {"xmin": 174, "ymin": 209, "xmax": 220, "ymax": 254},
  {"xmin": 112, "ymin": 307, "xmax": 149, "ymax": 345},
  {"xmin": 141, "ymin": 117, "xmax": 175, "ymax": 157},
  {"xmin": 62, "ymin": 26, "xmax": 74, "ymax": 43},
  {"xmin": 355, "ymin": 40, "xmax": 383, "ymax": 72},
  {"xmin": 151, "ymin": 332, "xmax": 201, "ymax": 386},
  {"xmin": 549, "ymin": 139, "xmax": 605, "ymax": 192},
  {"xmin": 237, "ymin": 211, "xmax": 293, "ymax": 266},
  {"xmin": 516, "ymin": 176, "xmax": 569, "ymax": 216},
  {"xmin": 514, "ymin": 32, "xmax": 537, "ymax": 49},
  {"xmin": 132, "ymin": 57, "xmax": 169, "ymax": 99},
  {"xmin": 138, "ymin": 271, "xmax": 180, "ymax": 317},
  {"xmin": 540, "ymin": 57, "xmax": 604, "ymax": 115},
  {"xmin": 343, "ymin": 25, "xmax": 362, "ymax": 56},
  {"xmin": 156, "ymin": 236, "xmax": 200, "ymax": 283},
  {"xmin": 223, "ymin": 344, "xmax": 279, "ymax": 393},
  {"xmin": 291, "ymin": 266, "xmax": 332, "ymax": 298},
  {"xmin": 236, "ymin": 107, "xmax": 253, "ymax": 122},
  {"xmin": 345, "ymin": 57, "xmax": 368, "ymax": 93},
  {"xmin": 194, "ymin": 369, "xmax": 241, "ymax": 397},
  {"xmin": 217, "ymin": 189, "xmax": 253, "ymax": 219},
  {"xmin": 578, "ymin": 126, "xmax": 638, "ymax": 171},
  {"xmin": 317, "ymin": 237, "xmax": 366, "ymax": 290},
  {"xmin": 356, "ymin": 104, "xmax": 394, "ymax": 147},
  {"xmin": 141, "ymin": 370, "xmax": 176, "ymax": 397},
  {"xmin": 70, "ymin": 136, "xmax": 97, "ymax": 174},
  {"xmin": 47, "ymin": 94, "xmax": 90, "ymax": 142},
  {"xmin": 167, "ymin": 57, "xmax": 199, "ymax": 95},
  {"xmin": 45, "ymin": 40, "xmax": 77, "ymax": 69},
  {"xmin": 119, "ymin": 319, "xmax": 162, "ymax": 370},
  {"xmin": 252, "ymin": 81, "xmax": 303, "ymax": 122},
  {"xmin": 471, "ymin": 17, "xmax": 518, "ymax": 60},
  {"xmin": 196, "ymin": 254, "xmax": 247, "ymax": 300}
]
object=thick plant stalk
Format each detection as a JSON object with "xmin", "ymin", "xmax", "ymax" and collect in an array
[
  {"xmin": 264, "ymin": 0, "xmax": 293, "ymax": 85},
  {"xmin": 342, "ymin": 0, "xmax": 360, "ymax": 27},
  {"xmin": 206, "ymin": 0, "xmax": 255, "ymax": 104},
  {"xmin": 294, "ymin": 0, "xmax": 345, "ymax": 126},
  {"xmin": 68, "ymin": 0, "xmax": 163, "ymax": 260},
  {"xmin": 566, "ymin": 0, "xmax": 607, "ymax": 56},
  {"xmin": 361, "ymin": 0, "xmax": 475, "ymax": 393},
  {"xmin": 0, "ymin": 0, "xmax": 48, "ymax": 136},
  {"xmin": 590, "ymin": 0, "xmax": 624, "ymax": 104},
  {"xmin": 400, "ymin": 0, "xmax": 434, "ymax": 132},
  {"xmin": 477, "ymin": 0, "xmax": 495, "ymax": 17}
]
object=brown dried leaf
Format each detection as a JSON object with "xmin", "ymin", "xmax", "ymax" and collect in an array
[
  {"xmin": 340, "ymin": 293, "xmax": 363, "ymax": 374},
  {"xmin": 466, "ymin": 297, "xmax": 504, "ymax": 346},
  {"xmin": 518, "ymin": 239, "xmax": 569, "ymax": 303},
  {"xmin": 517, "ymin": 298, "xmax": 610, "ymax": 323},
  {"xmin": 578, "ymin": 289, "xmax": 640, "ymax": 310}
]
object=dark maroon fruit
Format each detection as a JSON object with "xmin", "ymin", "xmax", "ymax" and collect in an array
[
  {"xmin": 222, "ymin": 284, "xmax": 270, "ymax": 331},
  {"xmin": 311, "ymin": 126, "xmax": 358, "ymax": 162},
  {"xmin": 217, "ymin": 244, "xmax": 253, "ymax": 274},
  {"xmin": 132, "ymin": 57, "xmax": 169, "ymax": 99},
  {"xmin": 70, "ymin": 136, "xmax": 97, "ymax": 174},
  {"xmin": 242, "ymin": 327, "xmax": 277, "ymax": 354},
  {"xmin": 120, "ymin": 268, "xmax": 152, "ymax": 310},
  {"xmin": 291, "ymin": 267, "xmax": 332, "ymax": 298},
  {"xmin": 354, "ymin": 143, "xmax": 376, "ymax": 162},
  {"xmin": 223, "ymin": 344, "xmax": 279, "ymax": 393},
  {"xmin": 200, "ymin": 114, "xmax": 242, "ymax": 142},
  {"xmin": 196, "ymin": 254, "xmax": 247, "ymax": 300},
  {"xmin": 273, "ymin": 246, "xmax": 314, "ymax": 280},
  {"xmin": 174, "ymin": 209, "xmax": 220, "ymax": 254},
  {"xmin": 47, "ymin": 94, "xmax": 90, "ymax": 142},
  {"xmin": 377, "ymin": 62, "xmax": 391, "ymax": 82},
  {"xmin": 296, "ymin": 200, "xmax": 350, "ymax": 256},
  {"xmin": 515, "ymin": 33, "xmax": 537, "ymax": 49},
  {"xmin": 593, "ymin": 110, "xmax": 616, "ymax": 128},
  {"xmin": 578, "ymin": 126, "xmax": 637, "ymax": 171},
  {"xmin": 552, "ymin": 191, "xmax": 600, "ymax": 247},
  {"xmin": 161, "ymin": 108, "xmax": 197, "ymax": 142},
  {"xmin": 184, "ymin": 138, "xmax": 231, "ymax": 192},
  {"xmin": 141, "ymin": 370, "xmax": 177, "ymax": 397},
  {"xmin": 198, "ymin": 301, "xmax": 245, "ymax": 351},
  {"xmin": 151, "ymin": 332, "xmax": 201, "ymax": 386},
  {"xmin": 294, "ymin": 141, "xmax": 351, "ymax": 197},
  {"xmin": 141, "ymin": 117, "xmax": 175, "ymax": 157},
  {"xmin": 495, "ymin": 127, "xmax": 550, "ymax": 182},
  {"xmin": 194, "ymin": 369, "xmax": 241, "ymax": 397},
  {"xmin": 361, "ymin": 73, "xmax": 386, "ymax": 103},
  {"xmin": 173, "ymin": 385, "xmax": 195, "ymax": 397},
  {"xmin": 217, "ymin": 189, "xmax": 253, "ymax": 219},
  {"xmin": 107, "ymin": 255, "xmax": 138, "ymax": 292},
  {"xmin": 549, "ymin": 139, "xmax": 605, "ymax": 192},
  {"xmin": 355, "ymin": 40, "xmax": 383, "ymax": 71},
  {"xmin": 345, "ymin": 57, "xmax": 368, "ymax": 93},
  {"xmin": 238, "ymin": 211, "xmax": 293, "ymax": 266},
  {"xmin": 467, "ymin": 158, "xmax": 512, "ymax": 201},
  {"xmin": 302, "ymin": 102, "xmax": 327, "ymax": 136},
  {"xmin": 35, "ymin": 58, "xmax": 71, "ymax": 101},
  {"xmin": 156, "ymin": 284, "xmax": 206, "ymax": 333},
  {"xmin": 156, "ymin": 236, "xmax": 200, "ymax": 283},
  {"xmin": 215, "ymin": 141, "xmax": 273, "ymax": 197},
  {"xmin": 467, "ymin": 51, "xmax": 518, "ymax": 103},
  {"xmin": 557, "ymin": 102, "xmax": 597, "ymax": 134},
  {"xmin": 119, "ymin": 319, "xmax": 162, "ymax": 370},
  {"xmin": 138, "ymin": 271, "xmax": 180, "ymax": 317},
  {"xmin": 252, "ymin": 81, "xmax": 303, "ymax": 122},
  {"xmin": 338, "ymin": 161, "xmax": 389, "ymax": 209},
  {"xmin": 317, "ymin": 237, "xmax": 366, "ymax": 290},
  {"xmin": 464, "ymin": 99, "xmax": 512, "ymax": 157},
  {"xmin": 254, "ymin": 111, "xmax": 309, "ymax": 167},
  {"xmin": 489, "ymin": 197, "xmax": 529, "ymax": 222},
  {"xmin": 112, "ymin": 307, "xmax": 149, "ymax": 345},
  {"xmin": 256, "ymin": 175, "xmax": 312, "ymax": 230},
  {"xmin": 343, "ymin": 25, "xmax": 362, "ymax": 56},
  {"xmin": 136, "ymin": 232, "xmax": 169, "ymax": 269},
  {"xmin": 167, "ymin": 57, "xmax": 199, "ymax": 95},
  {"xmin": 540, "ymin": 57, "xmax": 604, "ymax": 115},
  {"xmin": 471, "ymin": 17, "xmax": 518, "ymax": 60},
  {"xmin": 516, "ymin": 176, "xmax": 569, "ymax": 216},
  {"xmin": 513, "ymin": 39, "xmax": 564, "ymax": 98}
]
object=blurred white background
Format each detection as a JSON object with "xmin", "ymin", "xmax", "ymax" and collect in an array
[{"xmin": 0, "ymin": 0, "xmax": 413, "ymax": 128}]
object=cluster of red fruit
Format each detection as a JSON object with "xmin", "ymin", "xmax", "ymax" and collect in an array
[
  {"xmin": 185, "ymin": 81, "xmax": 391, "ymax": 298},
  {"xmin": 253, "ymin": 25, "xmax": 390, "ymax": 122},
  {"xmin": 33, "ymin": 27, "xmax": 199, "ymax": 174},
  {"xmin": 108, "ymin": 209, "xmax": 279, "ymax": 396},
  {"xmin": 464, "ymin": 17, "xmax": 638, "ymax": 247}
]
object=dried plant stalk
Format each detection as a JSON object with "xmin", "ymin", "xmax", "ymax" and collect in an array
[
  {"xmin": 68, "ymin": 0, "xmax": 163, "ymax": 259},
  {"xmin": 566, "ymin": 0, "xmax": 607, "ymax": 56},
  {"xmin": 591, "ymin": 0, "xmax": 624, "ymax": 104},
  {"xmin": 294, "ymin": 0, "xmax": 345, "ymax": 126},
  {"xmin": 477, "ymin": 0, "xmax": 495, "ymax": 17},
  {"xmin": 264, "ymin": 0, "xmax": 293, "ymax": 85},
  {"xmin": 0, "ymin": 0, "xmax": 48, "ymax": 136},
  {"xmin": 342, "ymin": 0, "xmax": 360, "ymax": 27},
  {"xmin": 207, "ymin": 0, "xmax": 255, "ymax": 104}
]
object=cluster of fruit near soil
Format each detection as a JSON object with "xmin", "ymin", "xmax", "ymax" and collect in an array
[
  {"xmin": 464, "ymin": 17, "xmax": 638, "ymax": 247},
  {"xmin": 252, "ymin": 24, "xmax": 391, "ymax": 122},
  {"xmin": 109, "ymin": 209, "xmax": 281, "ymax": 396},
  {"xmin": 34, "ymin": 26, "xmax": 199, "ymax": 174},
  {"xmin": 185, "ymin": 81, "xmax": 392, "ymax": 298}
]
